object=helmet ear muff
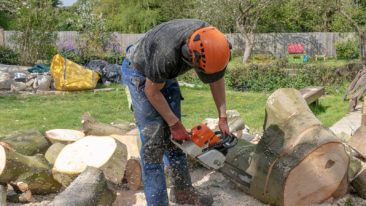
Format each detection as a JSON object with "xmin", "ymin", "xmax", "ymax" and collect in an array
[
  {"xmin": 181, "ymin": 43, "xmax": 192, "ymax": 60},
  {"xmin": 181, "ymin": 43, "xmax": 204, "ymax": 72}
]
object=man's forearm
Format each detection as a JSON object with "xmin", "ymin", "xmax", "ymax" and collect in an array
[
  {"xmin": 144, "ymin": 78, "xmax": 179, "ymax": 126},
  {"xmin": 209, "ymin": 77, "xmax": 227, "ymax": 117}
]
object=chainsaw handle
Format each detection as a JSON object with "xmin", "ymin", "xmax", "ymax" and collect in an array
[{"xmin": 203, "ymin": 132, "xmax": 238, "ymax": 153}]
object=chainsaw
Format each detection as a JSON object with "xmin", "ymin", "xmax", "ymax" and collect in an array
[{"xmin": 171, "ymin": 123, "xmax": 238, "ymax": 170}]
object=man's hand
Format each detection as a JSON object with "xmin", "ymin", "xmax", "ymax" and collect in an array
[
  {"xmin": 219, "ymin": 117, "xmax": 231, "ymax": 137},
  {"xmin": 170, "ymin": 120, "xmax": 190, "ymax": 141}
]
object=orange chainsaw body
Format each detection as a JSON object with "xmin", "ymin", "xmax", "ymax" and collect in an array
[{"xmin": 190, "ymin": 123, "xmax": 221, "ymax": 147}]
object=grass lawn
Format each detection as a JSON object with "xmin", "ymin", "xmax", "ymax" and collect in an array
[{"xmin": 0, "ymin": 84, "xmax": 349, "ymax": 137}]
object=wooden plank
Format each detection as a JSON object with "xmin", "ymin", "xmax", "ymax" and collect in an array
[{"xmin": 299, "ymin": 86, "xmax": 325, "ymax": 105}]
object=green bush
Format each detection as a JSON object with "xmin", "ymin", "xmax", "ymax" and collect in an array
[
  {"xmin": 179, "ymin": 59, "xmax": 361, "ymax": 94},
  {"xmin": 335, "ymin": 38, "xmax": 360, "ymax": 60},
  {"xmin": 0, "ymin": 46, "xmax": 19, "ymax": 65}
]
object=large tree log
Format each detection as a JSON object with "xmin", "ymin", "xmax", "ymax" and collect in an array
[
  {"xmin": 81, "ymin": 112, "xmax": 130, "ymax": 136},
  {"xmin": 0, "ymin": 184, "xmax": 6, "ymax": 206},
  {"xmin": 49, "ymin": 166, "xmax": 116, "ymax": 206},
  {"xmin": 1, "ymin": 130, "xmax": 50, "ymax": 155},
  {"xmin": 0, "ymin": 144, "xmax": 62, "ymax": 194},
  {"xmin": 52, "ymin": 136, "xmax": 128, "ymax": 187},
  {"xmin": 224, "ymin": 88, "xmax": 349, "ymax": 206}
]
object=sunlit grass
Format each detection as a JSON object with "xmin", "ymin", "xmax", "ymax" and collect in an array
[{"xmin": 0, "ymin": 84, "xmax": 349, "ymax": 137}]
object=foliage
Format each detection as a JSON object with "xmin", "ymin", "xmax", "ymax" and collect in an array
[
  {"xmin": 0, "ymin": 46, "xmax": 19, "ymax": 65},
  {"xmin": 335, "ymin": 38, "xmax": 360, "ymax": 59},
  {"xmin": 56, "ymin": 0, "xmax": 124, "ymax": 65},
  {"xmin": 11, "ymin": 0, "xmax": 58, "ymax": 65}
]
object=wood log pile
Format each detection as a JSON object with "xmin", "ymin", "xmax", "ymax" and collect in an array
[
  {"xmin": 0, "ymin": 64, "xmax": 54, "ymax": 94},
  {"xmin": 4, "ymin": 88, "xmax": 366, "ymax": 205},
  {"xmin": 0, "ymin": 112, "xmax": 142, "ymax": 205}
]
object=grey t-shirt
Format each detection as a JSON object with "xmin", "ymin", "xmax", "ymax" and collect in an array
[{"xmin": 126, "ymin": 19, "xmax": 225, "ymax": 83}]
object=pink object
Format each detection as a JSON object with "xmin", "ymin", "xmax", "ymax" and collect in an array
[{"xmin": 288, "ymin": 44, "xmax": 304, "ymax": 54}]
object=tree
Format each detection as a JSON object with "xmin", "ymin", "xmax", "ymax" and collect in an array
[
  {"xmin": 338, "ymin": 0, "xmax": 366, "ymax": 111},
  {"xmin": 12, "ymin": 0, "xmax": 58, "ymax": 65},
  {"xmin": 198, "ymin": 0, "xmax": 275, "ymax": 63}
]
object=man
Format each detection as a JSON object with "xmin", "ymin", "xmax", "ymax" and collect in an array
[{"xmin": 122, "ymin": 19, "xmax": 231, "ymax": 206}]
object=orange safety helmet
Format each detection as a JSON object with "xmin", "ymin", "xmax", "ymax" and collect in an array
[{"xmin": 188, "ymin": 27, "xmax": 231, "ymax": 74}]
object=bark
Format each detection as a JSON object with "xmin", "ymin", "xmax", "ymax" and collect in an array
[
  {"xmin": 81, "ymin": 112, "xmax": 130, "ymax": 136},
  {"xmin": 1, "ymin": 130, "xmax": 50, "ymax": 156},
  {"xmin": 351, "ymin": 167, "xmax": 366, "ymax": 199},
  {"xmin": 45, "ymin": 143, "xmax": 66, "ymax": 165},
  {"xmin": 222, "ymin": 88, "xmax": 349, "ymax": 206},
  {"xmin": 49, "ymin": 166, "xmax": 116, "ymax": 206},
  {"xmin": 0, "ymin": 184, "xmax": 6, "ymax": 206},
  {"xmin": 250, "ymin": 88, "xmax": 349, "ymax": 206},
  {"xmin": 0, "ymin": 144, "xmax": 61, "ymax": 194},
  {"xmin": 52, "ymin": 136, "xmax": 128, "ymax": 187},
  {"xmin": 110, "ymin": 134, "xmax": 142, "ymax": 190}
]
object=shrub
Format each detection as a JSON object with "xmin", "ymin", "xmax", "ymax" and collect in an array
[
  {"xmin": 335, "ymin": 38, "xmax": 360, "ymax": 60},
  {"xmin": 0, "ymin": 46, "xmax": 19, "ymax": 65},
  {"xmin": 179, "ymin": 59, "xmax": 361, "ymax": 94}
]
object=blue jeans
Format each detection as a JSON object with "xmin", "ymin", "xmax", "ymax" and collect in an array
[{"xmin": 122, "ymin": 58, "xmax": 191, "ymax": 206}]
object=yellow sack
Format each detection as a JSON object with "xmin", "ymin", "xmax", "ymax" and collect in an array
[{"xmin": 50, "ymin": 54, "xmax": 100, "ymax": 91}]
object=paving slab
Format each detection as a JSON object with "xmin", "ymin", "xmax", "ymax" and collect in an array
[{"xmin": 330, "ymin": 104, "xmax": 362, "ymax": 136}]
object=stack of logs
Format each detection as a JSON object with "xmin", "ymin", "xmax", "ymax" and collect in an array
[
  {"xmin": 0, "ymin": 64, "xmax": 53, "ymax": 94},
  {"xmin": 0, "ymin": 112, "xmax": 142, "ymax": 206}
]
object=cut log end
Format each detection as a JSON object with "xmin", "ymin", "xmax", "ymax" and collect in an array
[
  {"xmin": 45, "ymin": 129, "xmax": 85, "ymax": 144},
  {"xmin": 53, "ymin": 136, "xmax": 127, "ymax": 186},
  {"xmin": 283, "ymin": 143, "xmax": 349, "ymax": 206},
  {"xmin": 54, "ymin": 137, "xmax": 118, "ymax": 174},
  {"xmin": 123, "ymin": 159, "xmax": 142, "ymax": 190},
  {"xmin": 0, "ymin": 146, "xmax": 5, "ymax": 176}
]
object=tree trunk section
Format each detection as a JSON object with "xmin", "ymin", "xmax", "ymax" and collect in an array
[
  {"xmin": 223, "ymin": 88, "xmax": 349, "ymax": 206},
  {"xmin": 1, "ymin": 130, "xmax": 50, "ymax": 155},
  {"xmin": 44, "ymin": 129, "xmax": 85, "ymax": 144},
  {"xmin": 0, "ymin": 144, "xmax": 61, "ymax": 194},
  {"xmin": 45, "ymin": 143, "xmax": 65, "ymax": 165},
  {"xmin": 242, "ymin": 34, "xmax": 253, "ymax": 63},
  {"xmin": 81, "ymin": 112, "xmax": 130, "ymax": 136},
  {"xmin": 249, "ymin": 88, "xmax": 349, "ymax": 206},
  {"xmin": 49, "ymin": 166, "xmax": 116, "ymax": 206},
  {"xmin": 52, "ymin": 136, "xmax": 127, "ymax": 187}
]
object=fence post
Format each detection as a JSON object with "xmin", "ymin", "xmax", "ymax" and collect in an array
[{"xmin": 1, "ymin": 28, "xmax": 4, "ymax": 47}]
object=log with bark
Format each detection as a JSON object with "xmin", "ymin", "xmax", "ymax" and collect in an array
[
  {"xmin": 0, "ymin": 144, "xmax": 62, "ymax": 194},
  {"xmin": 348, "ymin": 98, "xmax": 366, "ymax": 158},
  {"xmin": 52, "ymin": 136, "xmax": 128, "ymax": 187},
  {"xmin": 49, "ymin": 166, "xmax": 116, "ymax": 206},
  {"xmin": 45, "ymin": 143, "xmax": 66, "ymax": 165},
  {"xmin": 81, "ymin": 112, "xmax": 130, "ymax": 136},
  {"xmin": 110, "ymin": 134, "xmax": 142, "ymax": 190},
  {"xmin": 351, "ymin": 166, "xmax": 366, "ymax": 199},
  {"xmin": 45, "ymin": 129, "xmax": 85, "ymax": 144},
  {"xmin": 1, "ymin": 130, "xmax": 50, "ymax": 155},
  {"xmin": 222, "ymin": 88, "xmax": 350, "ymax": 206}
]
